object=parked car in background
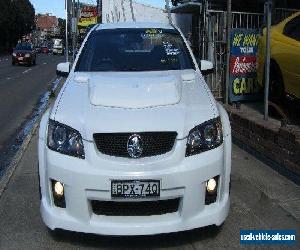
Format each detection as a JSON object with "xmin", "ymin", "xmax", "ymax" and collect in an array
[
  {"xmin": 35, "ymin": 46, "xmax": 41, "ymax": 53},
  {"xmin": 39, "ymin": 22, "xmax": 231, "ymax": 236},
  {"xmin": 53, "ymin": 39, "xmax": 64, "ymax": 55},
  {"xmin": 258, "ymin": 12, "xmax": 300, "ymax": 102},
  {"xmin": 12, "ymin": 42, "xmax": 36, "ymax": 66},
  {"xmin": 41, "ymin": 46, "xmax": 49, "ymax": 53}
]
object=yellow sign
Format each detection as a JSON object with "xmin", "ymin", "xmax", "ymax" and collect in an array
[{"xmin": 78, "ymin": 16, "xmax": 97, "ymax": 27}]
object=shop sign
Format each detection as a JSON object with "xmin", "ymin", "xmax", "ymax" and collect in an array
[
  {"xmin": 229, "ymin": 29, "xmax": 263, "ymax": 102},
  {"xmin": 78, "ymin": 5, "xmax": 98, "ymax": 27}
]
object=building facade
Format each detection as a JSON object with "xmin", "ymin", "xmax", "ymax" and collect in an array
[{"xmin": 35, "ymin": 14, "xmax": 60, "ymax": 43}]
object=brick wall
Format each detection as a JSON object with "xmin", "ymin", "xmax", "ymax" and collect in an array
[
  {"xmin": 36, "ymin": 14, "xmax": 58, "ymax": 31},
  {"xmin": 224, "ymin": 104, "xmax": 300, "ymax": 180}
]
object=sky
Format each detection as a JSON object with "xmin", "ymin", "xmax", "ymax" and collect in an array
[{"xmin": 30, "ymin": 0, "xmax": 166, "ymax": 18}]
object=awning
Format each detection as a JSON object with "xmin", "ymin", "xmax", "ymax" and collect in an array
[{"xmin": 170, "ymin": 2, "xmax": 203, "ymax": 14}]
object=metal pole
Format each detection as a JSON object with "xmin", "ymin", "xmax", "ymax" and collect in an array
[
  {"xmin": 202, "ymin": 0, "xmax": 207, "ymax": 57},
  {"xmin": 97, "ymin": 0, "xmax": 102, "ymax": 23},
  {"xmin": 121, "ymin": 0, "xmax": 126, "ymax": 22},
  {"xmin": 77, "ymin": 0, "xmax": 79, "ymax": 45},
  {"xmin": 264, "ymin": 0, "xmax": 272, "ymax": 120},
  {"xmin": 72, "ymin": 0, "xmax": 76, "ymax": 62},
  {"xmin": 165, "ymin": 0, "xmax": 172, "ymax": 25},
  {"xmin": 129, "ymin": 0, "xmax": 136, "ymax": 22},
  {"xmin": 65, "ymin": 0, "xmax": 69, "ymax": 62},
  {"xmin": 225, "ymin": 0, "xmax": 232, "ymax": 105}
]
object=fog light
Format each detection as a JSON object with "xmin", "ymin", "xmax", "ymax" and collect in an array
[
  {"xmin": 205, "ymin": 176, "xmax": 219, "ymax": 205},
  {"xmin": 54, "ymin": 181, "xmax": 64, "ymax": 197},
  {"xmin": 206, "ymin": 178, "xmax": 217, "ymax": 194},
  {"xmin": 51, "ymin": 180, "xmax": 66, "ymax": 208}
]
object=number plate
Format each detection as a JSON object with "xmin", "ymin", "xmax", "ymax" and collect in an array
[
  {"xmin": 18, "ymin": 57, "xmax": 23, "ymax": 60},
  {"xmin": 111, "ymin": 180, "xmax": 160, "ymax": 198}
]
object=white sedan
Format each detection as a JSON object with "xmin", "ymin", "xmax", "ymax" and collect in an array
[{"xmin": 39, "ymin": 22, "xmax": 231, "ymax": 236}]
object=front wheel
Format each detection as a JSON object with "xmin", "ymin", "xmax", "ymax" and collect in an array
[{"xmin": 47, "ymin": 228, "xmax": 66, "ymax": 239}]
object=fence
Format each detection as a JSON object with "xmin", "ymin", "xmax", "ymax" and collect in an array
[
  {"xmin": 201, "ymin": 10, "xmax": 263, "ymax": 100},
  {"xmin": 201, "ymin": 8, "xmax": 299, "ymax": 100}
]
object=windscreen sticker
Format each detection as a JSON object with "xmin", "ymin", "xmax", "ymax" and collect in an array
[
  {"xmin": 163, "ymin": 41, "xmax": 180, "ymax": 56},
  {"xmin": 141, "ymin": 29, "xmax": 163, "ymax": 39},
  {"xmin": 124, "ymin": 49, "xmax": 151, "ymax": 53}
]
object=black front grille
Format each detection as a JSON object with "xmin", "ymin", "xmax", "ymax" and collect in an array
[
  {"xmin": 93, "ymin": 132, "xmax": 177, "ymax": 158},
  {"xmin": 91, "ymin": 198, "xmax": 180, "ymax": 216}
]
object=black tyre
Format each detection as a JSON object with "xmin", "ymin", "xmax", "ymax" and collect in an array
[
  {"xmin": 269, "ymin": 62, "xmax": 285, "ymax": 104},
  {"xmin": 37, "ymin": 164, "xmax": 41, "ymax": 200},
  {"xmin": 47, "ymin": 228, "xmax": 65, "ymax": 239},
  {"xmin": 206, "ymin": 223, "xmax": 224, "ymax": 235}
]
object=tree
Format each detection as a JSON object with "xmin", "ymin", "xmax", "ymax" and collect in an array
[
  {"xmin": 0, "ymin": 0, "xmax": 35, "ymax": 53},
  {"xmin": 58, "ymin": 18, "xmax": 66, "ymax": 39}
]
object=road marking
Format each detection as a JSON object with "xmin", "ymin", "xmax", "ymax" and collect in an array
[
  {"xmin": 7, "ymin": 77, "xmax": 11, "ymax": 80},
  {"xmin": 22, "ymin": 68, "xmax": 32, "ymax": 74}
]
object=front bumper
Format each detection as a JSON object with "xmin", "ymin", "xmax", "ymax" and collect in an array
[
  {"xmin": 39, "ymin": 131, "xmax": 231, "ymax": 235},
  {"xmin": 53, "ymin": 49, "xmax": 63, "ymax": 54},
  {"xmin": 12, "ymin": 56, "xmax": 32, "ymax": 65}
]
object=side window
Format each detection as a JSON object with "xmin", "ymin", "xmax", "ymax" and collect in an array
[{"xmin": 283, "ymin": 15, "xmax": 300, "ymax": 41}]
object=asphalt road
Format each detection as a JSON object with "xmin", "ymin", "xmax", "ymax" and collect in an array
[
  {"xmin": 0, "ymin": 53, "xmax": 64, "ymax": 152},
  {"xmin": 0, "ymin": 132, "xmax": 299, "ymax": 249}
]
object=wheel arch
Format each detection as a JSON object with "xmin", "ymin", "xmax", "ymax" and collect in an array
[{"xmin": 270, "ymin": 58, "xmax": 285, "ymax": 90}]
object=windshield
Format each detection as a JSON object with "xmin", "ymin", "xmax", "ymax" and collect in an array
[
  {"xmin": 76, "ymin": 28, "xmax": 194, "ymax": 72},
  {"xmin": 54, "ymin": 40, "xmax": 62, "ymax": 46},
  {"xmin": 15, "ymin": 43, "xmax": 32, "ymax": 51}
]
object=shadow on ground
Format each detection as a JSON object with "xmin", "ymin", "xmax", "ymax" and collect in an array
[{"xmin": 49, "ymin": 226, "xmax": 222, "ymax": 249}]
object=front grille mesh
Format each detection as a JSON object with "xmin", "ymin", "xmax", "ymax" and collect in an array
[
  {"xmin": 91, "ymin": 198, "xmax": 180, "ymax": 216},
  {"xmin": 93, "ymin": 132, "xmax": 177, "ymax": 158}
]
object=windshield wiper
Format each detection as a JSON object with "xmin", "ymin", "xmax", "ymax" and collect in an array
[{"xmin": 119, "ymin": 67, "xmax": 141, "ymax": 72}]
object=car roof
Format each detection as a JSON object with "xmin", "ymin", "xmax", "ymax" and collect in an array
[
  {"xmin": 95, "ymin": 22, "xmax": 175, "ymax": 31},
  {"xmin": 271, "ymin": 11, "xmax": 300, "ymax": 32}
]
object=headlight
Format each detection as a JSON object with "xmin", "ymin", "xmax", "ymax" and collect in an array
[
  {"xmin": 12, "ymin": 53, "xmax": 16, "ymax": 57},
  {"xmin": 47, "ymin": 120, "xmax": 85, "ymax": 159},
  {"xmin": 25, "ymin": 53, "xmax": 31, "ymax": 57},
  {"xmin": 186, "ymin": 117, "xmax": 223, "ymax": 157}
]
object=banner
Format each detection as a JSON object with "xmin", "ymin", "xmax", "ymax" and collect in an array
[
  {"xmin": 229, "ymin": 29, "xmax": 263, "ymax": 102},
  {"xmin": 78, "ymin": 5, "xmax": 98, "ymax": 27},
  {"xmin": 78, "ymin": 16, "xmax": 98, "ymax": 27}
]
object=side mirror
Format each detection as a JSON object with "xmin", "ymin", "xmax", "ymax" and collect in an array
[
  {"xmin": 196, "ymin": 58, "xmax": 214, "ymax": 76},
  {"xmin": 200, "ymin": 60, "xmax": 214, "ymax": 76},
  {"xmin": 56, "ymin": 62, "xmax": 70, "ymax": 77}
]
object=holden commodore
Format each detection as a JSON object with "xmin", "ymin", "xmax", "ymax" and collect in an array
[{"xmin": 39, "ymin": 22, "xmax": 231, "ymax": 236}]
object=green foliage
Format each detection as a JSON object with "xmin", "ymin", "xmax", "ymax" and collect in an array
[
  {"xmin": 0, "ymin": 0, "xmax": 35, "ymax": 53},
  {"xmin": 58, "ymin": 18, "xmax": 66, "ymax": 39}
]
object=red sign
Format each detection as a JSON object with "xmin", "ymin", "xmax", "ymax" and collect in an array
[
  {"xmin": 81, "ymin": 6, "xmax": 97, "ymax": 18},
  {"xmin": 230, "ymin": 56, "xmax": 257, "ymax": 75}
]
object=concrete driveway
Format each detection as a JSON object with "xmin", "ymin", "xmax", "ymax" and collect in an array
[{"xmin": 0, "ymin": 131, "xmax": 299, "ymax": 249}]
